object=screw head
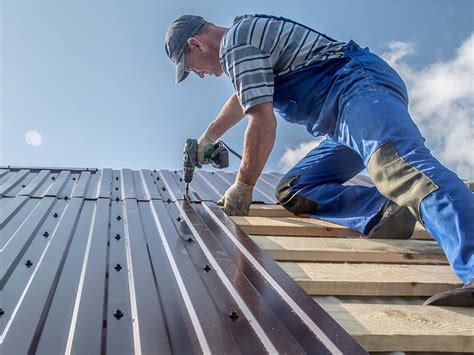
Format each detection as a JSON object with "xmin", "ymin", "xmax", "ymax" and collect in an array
[
  {"xmin": 115, "ymin": 197, "xmax": 120, "ymax": 202},
  {"xmin": 204, "ymin": 264, "xmax": 211, "ymax": 272},
  {"xmin": 161, "ymin": 187, "xmax": 166, "ymax": 191},
  {"xmin": 53, "ymin": 213, "xmax": 59, "ymax": 218},
  {"xmin": 64, "ymin": 196, "xmax": 69, "ymax": 200},
  {"xmin": 187, "ymin": 237, "xmax": 193, "ymax": 242},
  {"xmin": 52, "ymin": 176, "xmax": 56, "ymax": 181},
  {"xmin": 115, "ymin": 187, "xmax": 119, "ymax": 191},
  {"xmin": 116, "ymin": 215, "xmax": 122, "ymax": 221},
  {"xmin": 229, "ymin": 310, "xmax": 239, "ymax": 320},
  {"xmin": 25, "ymin": 260, "xmax": 33, "ymax": 267},
  {"xmin": 153, "ymin": 169, "xmax": 157, "ymax": 173},
  {"xmin": 22, "ymin": 185, "xmax": 26, "ymax": 188},
  {"xmin": 43, "ymin": 232, "xmax": 49, "ymax": 237},
  {"xmin": 115, "ymin": 233, "xmax": 121, "ymax": 240},
  {"xmin": 114, "ymin": 309, "xmax": 124, "ymax": 319},
  {"xmin": 176, "ymin": 216, "xmax": 182, "ymax": 222},
  {"xmin": 0, "ymin": 308, "xmax": 4, "ymax": 316},
  {"xmin": 115, "ymin": 177, "xmax": 119, "ymax": 181},
  {"xmin": 72, "ymin": 177, "xmax": 76, "ymax": 181},
  {"xmin": 114, "ymin": 263, "xmax": 122, "ymax": 271},
  {"xmin": 166, "ymin": 198, "xmax": 171, "ymax": 203},
  {"xmin": 156, "ymin": 176, "xmax": 160, "ymax": 181}
]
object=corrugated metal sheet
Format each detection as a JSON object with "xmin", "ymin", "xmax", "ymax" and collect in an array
[{"xmin": 0, "ymin": 167, "xmax": 366, "ymax": 354}]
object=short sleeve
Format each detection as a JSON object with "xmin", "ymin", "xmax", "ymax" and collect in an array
[{"xmin": 220, "ymin": 44, "xmax": 274, "ymax": 113}]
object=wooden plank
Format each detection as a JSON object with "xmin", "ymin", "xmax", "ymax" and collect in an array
[
  {"xmin": 249, "ymin": 204, "xmax": 295, "ymax": 217},
  {"xmin": 251, "ymin": 236, "xmax": 447, "ymax": 264},
  {"xmin": 250, "ymin": 205, "xmax": 425, "ymax": 230},
  {"xmin": 317, "ymin": 302, "xmax": 474, "ymax": 352},
  {"xmin": 233, "ymin": 216, "xmax": 431, "ymax": 240},
  {"xmin": 234, "ymin": 216, "xmax": 360, "ymax": 237},
  {"xmin": 279, "ymin": 262, "xmax": 461, "ymax": 296}
]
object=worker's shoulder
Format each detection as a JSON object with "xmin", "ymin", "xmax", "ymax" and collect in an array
[{"xmin": 221, "ymin": 14, "xmax": 274, "ymax": 52}]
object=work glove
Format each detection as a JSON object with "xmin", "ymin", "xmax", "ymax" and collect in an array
[
  {"xmin": 217, "ymin": 180, "xmax": 253, "ymax": 216},
  {"xmin": 197, "ymin": 132, "xmax": 215, "ymax": 166}
]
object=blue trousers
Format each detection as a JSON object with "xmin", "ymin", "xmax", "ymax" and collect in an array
[{"xmin": 278, "ymin": 44, "xmax": 474, "ymax": 284}]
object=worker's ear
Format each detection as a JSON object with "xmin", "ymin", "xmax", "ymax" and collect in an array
[{"xmin": 187, "ymin": 37, "xmax": 205, "ymax": 52}]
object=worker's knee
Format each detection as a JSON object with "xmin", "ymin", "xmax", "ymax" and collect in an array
[
  {"xmin": 367, "ymin": 141, "xmax": 438, "ymax": 218},
  {"xmin": 275, "ymin": 176, "xmax": 317, "ymax": 216}
]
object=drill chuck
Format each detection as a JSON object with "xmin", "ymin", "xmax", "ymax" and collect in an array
[{"xmin": 183, "ymin": 167, "xmax": 194, "ymax": 184}]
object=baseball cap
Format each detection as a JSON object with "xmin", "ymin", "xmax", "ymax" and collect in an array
[{"xmin": 165, "ymin": 15, "xmax": 207, "ymax": 83}]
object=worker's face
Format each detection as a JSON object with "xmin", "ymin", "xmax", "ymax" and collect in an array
[{"xmin": 184, "ymin": 37, "xmax": 223, "ymax": 78}]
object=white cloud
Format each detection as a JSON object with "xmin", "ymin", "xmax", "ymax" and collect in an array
[
  {"xmin": 25, "ymin": 131, "xmax": 43, "ymax": 146},
  {"xmin": 278, "ymin": 138, "xmax": 323, "ymax": 172},
  {"xmin": 381, "ymin": 34, "xmax": 474, "ymax": 179},
  {"xmin": 278, "ymin": 34, "xmax": 474, "ymax": 179}
]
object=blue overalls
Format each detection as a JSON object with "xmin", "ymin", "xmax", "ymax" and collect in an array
[{"xmin": 273, "ymin": 40, "xmax": 474, "ymax": 284}]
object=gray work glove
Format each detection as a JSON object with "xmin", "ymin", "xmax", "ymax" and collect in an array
[
  {"xmin": 197, "ymin": 132, "xmax": 215, "ymax": 166},
  {"xmin": 217, "ymin": 180, "xmax": 253, "ymax": 216}
]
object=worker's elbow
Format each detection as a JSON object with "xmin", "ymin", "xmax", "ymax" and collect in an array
[
  {"xmin": 247, "ymin": 102, "xmax": 276, "ymax": 130},
  {"xmin": 247, "ymin": 101, "xmax": 274, "ymax": 116}
]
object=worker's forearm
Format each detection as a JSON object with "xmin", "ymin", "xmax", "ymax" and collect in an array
[
  {"xmin": 202, "ymin": 94, "xmax": 244, "ymax": 141},
  {"xmin": 237, "ymin": 106, "xmax": 277, "ymax": 186}
]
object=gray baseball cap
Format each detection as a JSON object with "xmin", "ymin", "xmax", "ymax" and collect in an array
[{"xmin": 165, "ymin": 15, "xmax": 207, "ymax": 83}]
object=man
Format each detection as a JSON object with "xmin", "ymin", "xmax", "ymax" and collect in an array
[{"xmin": 165, "ymin": 14, "xmax": 473, "ymax": 306}]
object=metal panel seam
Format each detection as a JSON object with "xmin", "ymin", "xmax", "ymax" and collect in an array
[
  {"xmin": 148, "ymin": 201, "xmax": 211, "ymax": 354},
  {"xmin": 65, "ymin": 201, "xmax": 97, "ymax": 354},
  {"xmin": 122, "ymin": 200, "xmax": 142, "ymax": 355}
]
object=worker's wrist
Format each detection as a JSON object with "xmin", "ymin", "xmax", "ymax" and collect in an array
[
  {"xmin": 235, "ymin": 179, "xmax": 254, "ymax": 191},
  {"xmin": 198, "ymin": 131, "xmax": 215, "ymax": 146}
]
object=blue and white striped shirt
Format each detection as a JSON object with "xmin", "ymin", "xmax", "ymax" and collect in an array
[{"xmin": 219, "ymin": 15, "xmax": 346, "ymax": 112}]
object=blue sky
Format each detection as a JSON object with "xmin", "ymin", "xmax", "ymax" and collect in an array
[{"xmin": 1, "ymin": 0, "xmax": 473, "ymax": 177}]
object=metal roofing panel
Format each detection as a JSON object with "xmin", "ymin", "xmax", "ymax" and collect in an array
[{"xmin": 0, "ymin": 166, "xmax": 366, "ymax": 354}]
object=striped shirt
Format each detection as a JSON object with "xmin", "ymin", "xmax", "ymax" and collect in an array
[{"xmin": 219, "ymin": 15, "xmax": 347, "ymax": 112}]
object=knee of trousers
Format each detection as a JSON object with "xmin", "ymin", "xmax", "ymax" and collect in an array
[
  {"xmin": 367, "ymin": 141, "xmax": 439, "ymax": 219},
  {"xmin": 275, "ymin": 176, "xmax": 317, "ymax": 216}
]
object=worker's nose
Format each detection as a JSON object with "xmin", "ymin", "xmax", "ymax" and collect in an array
[
  {"xmin": 192, "ymin": 69, "xmax": 205, "ymax": 78},
  {"xmin": 193, "ymin": 68, "xmax": 204, "ymax": 79}
]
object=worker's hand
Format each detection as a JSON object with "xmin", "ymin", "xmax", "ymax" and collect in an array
[
  {"xmin": 197, "ymin": 132, "xmax": 215, "ymax": 166},
  {"xmin": 217, "ymin": 180, "xmax": 253, "ymax": 216}
]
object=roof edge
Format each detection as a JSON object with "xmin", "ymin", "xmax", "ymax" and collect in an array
[{"xmin": 0, "ymin": 165, "xmax": 99, "ymax": 173}]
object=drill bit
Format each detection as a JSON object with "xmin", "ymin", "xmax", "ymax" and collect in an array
[{"xmin": 184, "ymin": 182, "xmax": 190, "ymax": 200}]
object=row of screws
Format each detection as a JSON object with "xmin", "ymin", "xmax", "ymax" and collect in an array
[
  {"xmin": 109, "ymin": 308, "xmax": 238, "ymax": 321},
  {"xmin": 16, "ymin": 254, "xmax": 239, "ymax": 323}
]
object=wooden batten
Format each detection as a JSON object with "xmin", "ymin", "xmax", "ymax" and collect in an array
[{"xmin": 251, "ymin": 236, "xmax": 447, "ymax": 264}]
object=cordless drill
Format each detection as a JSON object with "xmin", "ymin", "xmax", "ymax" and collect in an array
[{"xmin": 182, "ymin": 138, "xmax": 230, "ymax": 199}]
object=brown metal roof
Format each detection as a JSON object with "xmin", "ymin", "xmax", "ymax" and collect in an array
[{"xmin": 0, "ymin": 167, "xmax": 366, "ymax": 354}]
